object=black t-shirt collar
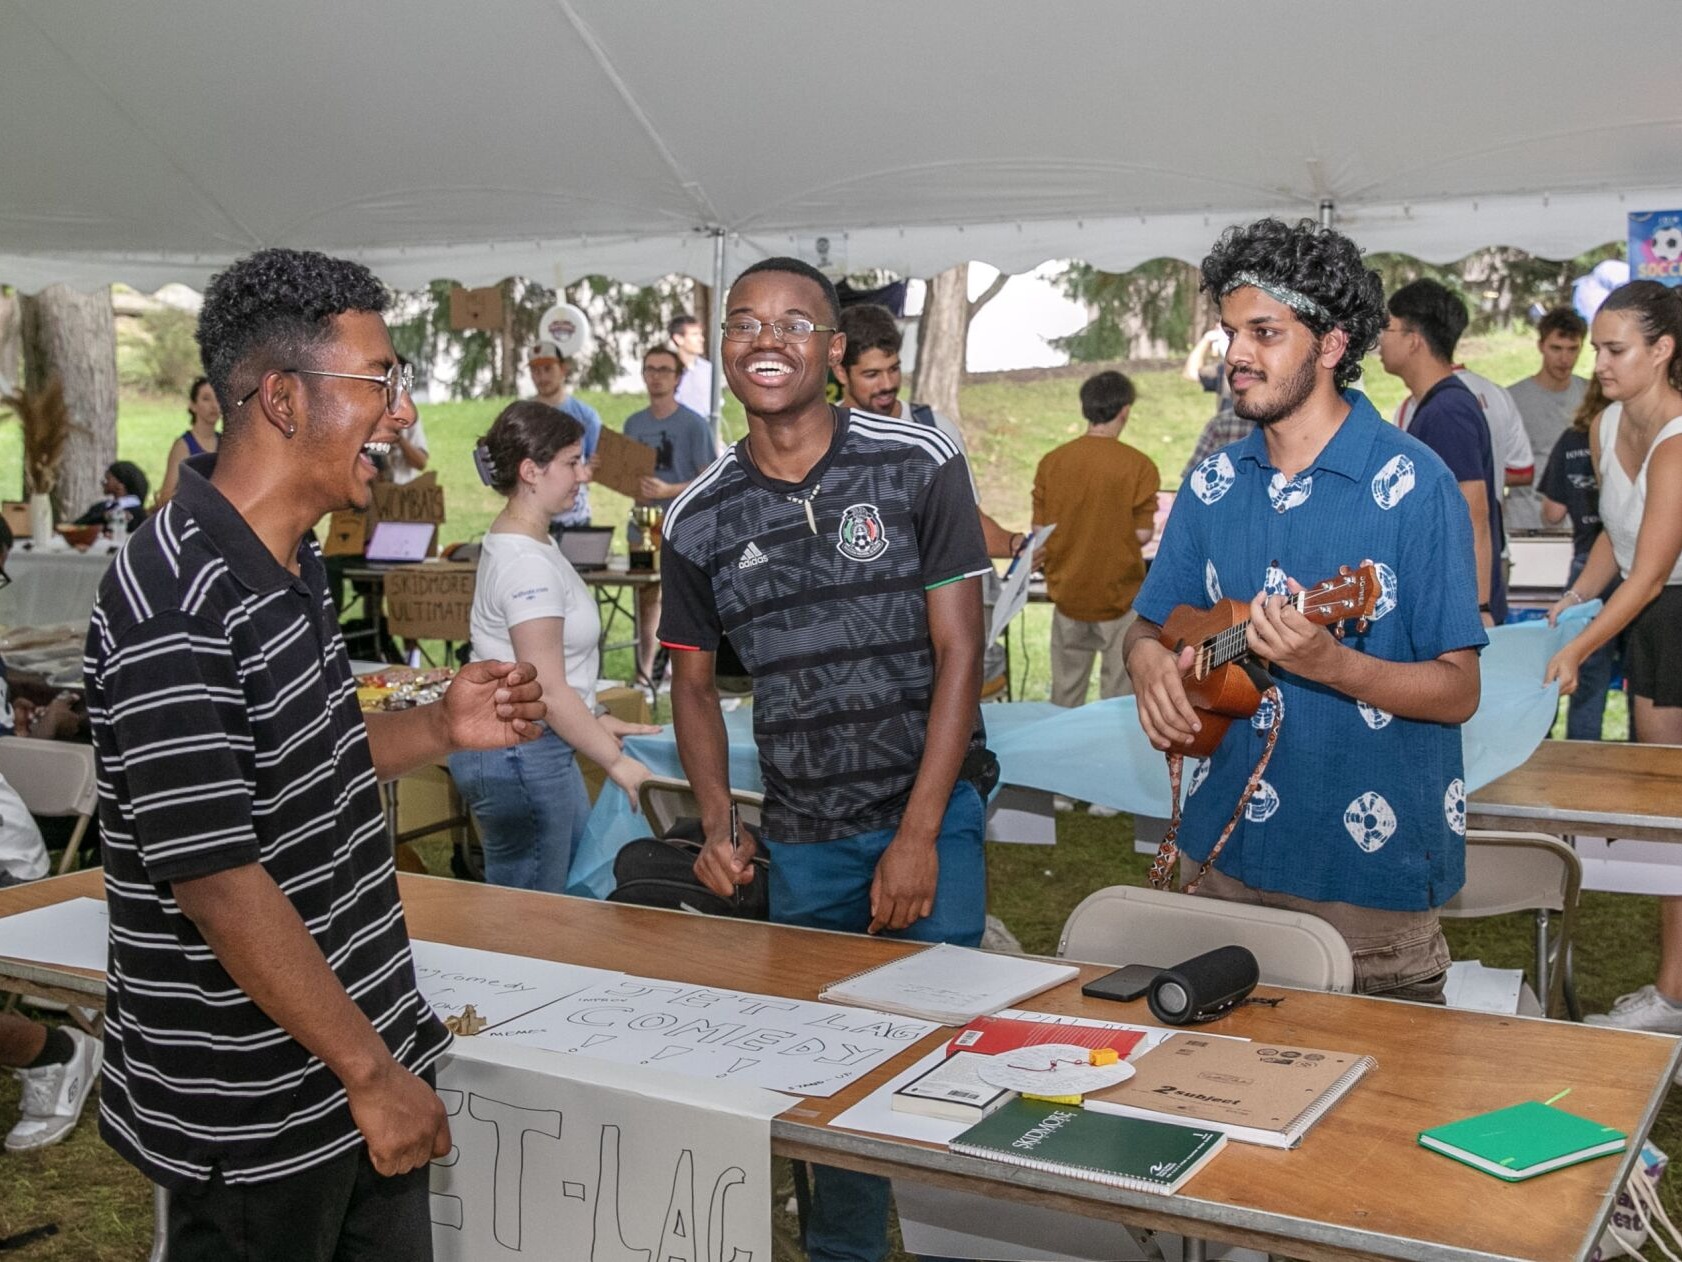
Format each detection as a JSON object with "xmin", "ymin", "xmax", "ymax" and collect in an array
[
  {"xmin": 173, "ymin": 454, "xmax": 311, "ymax": 596},
  {"xmin": 733, "ymin": 405, "xmax": 849, "ymax": 495}
]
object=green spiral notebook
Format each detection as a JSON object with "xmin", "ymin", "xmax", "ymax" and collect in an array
[
  {"xmin": 1418, "ymin": 1100, "xmax": 1626, "ymax": 1182},
  {"xmin": 950, "ymin": 1097, "xmax": 1226, "ymax": 1195}
]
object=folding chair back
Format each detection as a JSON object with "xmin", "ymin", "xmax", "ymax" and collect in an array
[{"xmin": 0, "ymin": 737, "xmax": 97, "ymax": 874}]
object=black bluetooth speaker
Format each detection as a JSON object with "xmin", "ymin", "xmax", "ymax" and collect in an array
[{"xmin": 1146, "ymin": 945, "xmax": 1260, "ymax": 1025}]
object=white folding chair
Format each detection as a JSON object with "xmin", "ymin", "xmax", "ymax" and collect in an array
[
  {"xmin": 1440, "ymin": 830, "xmax": 1581, "ymax": 1019},
  {"xmin": 637, "ymin": 776, "xmax": 763, "ymax": 837},
  {"xmin": 0, "ymin": 737, "xmax": 98, "ymax": 875},
  {"xmin": 1057, "ymin": 883, "xmax": 1355, "ymax": 992}
]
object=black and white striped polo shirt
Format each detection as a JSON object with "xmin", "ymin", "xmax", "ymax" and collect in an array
[
  {"xmin": 659, "ymin": 408, "xmax": 991, "ymax": 843},
  {"xmin": 84, "ymin": 460, "xmax": 449, "ymax": 1188}
]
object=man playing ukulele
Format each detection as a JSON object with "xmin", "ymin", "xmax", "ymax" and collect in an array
[{"xmin": 1124, "ymin": 218, "xmax": 1487, "ymax": 1003}]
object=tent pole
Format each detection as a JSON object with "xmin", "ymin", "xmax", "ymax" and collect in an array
[
  {"xmin": 708, "ymin": 228, "xmax": 727, "ymax": 444},
  {"xmin": 1319, "ymin": 199, "xmax": 1335, "ymax": 229}
]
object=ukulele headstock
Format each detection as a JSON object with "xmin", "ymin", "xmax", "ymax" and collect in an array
[{"xmin": 1302, "ymin": 561, "xmax": 1381, "ymax": 636}]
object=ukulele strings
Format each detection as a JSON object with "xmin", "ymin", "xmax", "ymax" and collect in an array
[{"xmin": 1196, "ymin": 588, "xmax": 1315, "ymax": 673}]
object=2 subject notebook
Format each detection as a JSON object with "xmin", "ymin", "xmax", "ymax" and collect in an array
[
  {"xmin": 820, "ymin": 944, "xmax": 1078, "ymax": 1024},
  {"xmin": 950, "ymin": 1097, "xmax": 1225, "ymax": 1195},
  {"xmin": 1418, "ymin": 1100, "xmax": 1627, "ymax": 1182},
  {"xmin": 1084, "ymin": 1033, "xmax": 1375, "ymax": 1148}
]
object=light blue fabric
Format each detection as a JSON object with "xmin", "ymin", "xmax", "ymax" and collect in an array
[{"xmin": 564, "ymin": 606, "xmax": 1594, "ymax": 899}]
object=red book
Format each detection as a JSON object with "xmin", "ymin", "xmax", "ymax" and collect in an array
[{"xmin": 945, "ymin": 1016, "xmax": 1145, "ymax": 1061}]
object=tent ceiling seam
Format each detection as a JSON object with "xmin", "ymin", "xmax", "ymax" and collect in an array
[{"xmin": 552, "ymin": 0, "xmax": 722, "ymax": 229}]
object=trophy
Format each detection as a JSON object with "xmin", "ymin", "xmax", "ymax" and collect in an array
[{"xmin": 629, "ymin": 505, "xmax": 665, "ymax": 571}]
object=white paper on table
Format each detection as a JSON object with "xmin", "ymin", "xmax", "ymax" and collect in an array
[
  {"xmin": 432, "ymin": 1036, "xmax": 785, "ymax": 1262},
  {"xmin": 482, "ymin": 974, "xmax": 939, "ymax": 1097},
  {"xmin": 1442, "ymin": 960, "xmax": 1525, "ymax": 1014},
  {"xmin": 0, "ymin": 896, "xmax": 108, "ymax": 973},
  {"xmin": 827, "ymin": 1008, "xmax": 1225, "ymax": 1144},
  {"xmin": 987, "ymin": 523, "xmax": 1055, "ymax": 645},
  {"xmin": 408, "ymin": 940, "xmax": 621, "ymax": 1029},
  {"xmin": 820, "ymin": 942, "xmax": 1078, "ymax": 1023}
]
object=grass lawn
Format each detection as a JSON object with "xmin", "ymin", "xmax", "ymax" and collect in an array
[{"xmin": 2, "ymin": 329, "xmax": 1674, "ymax": 1259}]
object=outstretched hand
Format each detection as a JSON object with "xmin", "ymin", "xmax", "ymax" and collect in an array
[{"xmin": 442, "ymin": 660, "xmax": 546, "ymax": 749}]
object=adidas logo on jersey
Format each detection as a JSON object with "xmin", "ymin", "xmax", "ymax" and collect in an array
[{"xmin": 737, "ymin": 541, "xmax": 768, "ymax": 569}]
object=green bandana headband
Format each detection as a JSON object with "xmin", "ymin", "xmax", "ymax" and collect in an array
[{"xmin": 1221, "ymin": 270, "xmax": 1333, "ymax": 324}]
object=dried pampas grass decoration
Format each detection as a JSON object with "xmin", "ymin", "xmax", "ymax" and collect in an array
[{"xmin": 0, "ymin": 376, "xmax": 73, "ymax": 495}]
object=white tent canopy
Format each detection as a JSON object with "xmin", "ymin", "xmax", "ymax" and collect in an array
[{"xmin": 2, "ymin": 0, "xmax": 1678, "ymax": 293}]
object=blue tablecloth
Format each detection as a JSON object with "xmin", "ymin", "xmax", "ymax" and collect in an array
[{"xmin": 566, "ymin": 605, "xmax": 1594, "ymax": 898}]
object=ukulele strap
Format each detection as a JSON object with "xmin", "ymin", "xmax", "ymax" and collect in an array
[{"xmin": 1147, "ymin": 684, "xmax": 1285, "ymax": 894}]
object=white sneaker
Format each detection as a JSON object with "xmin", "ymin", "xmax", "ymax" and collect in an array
[
  {"xmin": 1583, "ymin": 985, "xmax": 1682, "ymax": 1034},
  {"xmin": 1087, "ymin": 803, "xmax": 1121, "ymax": 818},
  {"xmin": 6, "ymin": 1028, "xmax": 102, "ymax": 1152},
  {"xmin": 1052, "ymin": 795, "xmax": 1075, "ymax": 813}
]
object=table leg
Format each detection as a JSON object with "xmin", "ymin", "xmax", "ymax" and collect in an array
[
  {"xmin": 150, "ymin": 1183, "xmax": 168, "ymax": 1262},
  {"xmin": 1182, "ymin": 1236, "xmax": 1208, "ymax": 1262}
]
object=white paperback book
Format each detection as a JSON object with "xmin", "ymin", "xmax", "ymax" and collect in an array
[{"xmin": 820, "ymin": 943, "xmax": 1078, "ymax": 1025}]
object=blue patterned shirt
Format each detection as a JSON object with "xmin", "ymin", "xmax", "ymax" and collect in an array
[{"xmin": 1135, "ymin": 391, "xmax": 1487, "ymax": 910}]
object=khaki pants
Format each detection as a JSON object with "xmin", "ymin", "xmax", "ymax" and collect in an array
[
  {"xmin": 1050, "ymin": 609, "xmax": 1136, "ymax": 708},
  {"xmin": 1183, "ymin": 859, "xmax": 1450, "ymax": 1004}
]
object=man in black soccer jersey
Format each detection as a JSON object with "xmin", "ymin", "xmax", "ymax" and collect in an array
[
  {"xmin": 659, "ymin": 258, "xmax": 993, "ymax": 1261},
  {"xmin": 86, "ymin": 248, "xmax": 545, "ymax": 1262}
]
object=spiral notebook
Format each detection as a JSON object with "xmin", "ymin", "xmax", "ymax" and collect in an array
[
  {"xmin": 1084, "ymin": 1033, "xmax": 1375, "ymax": 1148},
  {"xmin": 950, "ymin": 1097, "xmax": 1226, "ymax": 1195},
  {"xmin": 820, "ymin": 944, "xmax": 1078, "ymax": 1025}
]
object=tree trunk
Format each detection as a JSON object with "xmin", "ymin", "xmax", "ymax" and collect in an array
[
  {"xmin": 914, "ymin": 264, "xmax": 967, "ymax": 422},
  {"xmin": 19, "ymin": 284, "xmax": 117, "ymax": 516},
  {"xmin": 0, "ymin": 291, "xmax": 19, "ymax": 394}
]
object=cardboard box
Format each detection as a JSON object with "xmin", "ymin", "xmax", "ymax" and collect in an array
[
  {"xmin": 383, "ymin": 562, "xmax": 476, "ymax": 642},
  {"xmin": 0, "ymin": 503, "xmax": 30, "ymax": 538},
  {"xmin": 448, "ymin": 285, "xmax": 505, "ymax": 332},
  {"xmin": 322, "ymin": 510, "xmax": 369, "ymax": 557},
  {"xmin": 592, "ymin": 426, "xmax": 657, "ymax": 498}
]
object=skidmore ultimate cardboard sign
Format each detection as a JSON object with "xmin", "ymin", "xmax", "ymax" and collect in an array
[{"xmin": 385, "ymin": 562, "xmax": 476, "ymax": 641}]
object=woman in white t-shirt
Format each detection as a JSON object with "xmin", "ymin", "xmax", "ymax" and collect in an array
[
  {"xmin": 448, "ymin": 402, "xmax": 658, "ymax": 893},
  {"xmin": 1544, "ymin": 281, "xmax": 1682, "ymax": 1033}
]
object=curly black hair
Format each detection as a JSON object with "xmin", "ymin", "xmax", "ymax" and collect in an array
[
  {"xmin": 196, "ymin": 247, "xmax": 389, "ymax": 421},
  {"xmin": 1199, "ymin": 218, "xmax": 1384, "ymax": 389}
]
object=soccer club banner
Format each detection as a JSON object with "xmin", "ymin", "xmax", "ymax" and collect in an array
[
  {"xmin": 1629, "ymin": 210, "xmax": 1682, "ymax": 286},
  {"xmin": 430, "ymin": 1039, "xmax": 785, "ymax": 1262}
]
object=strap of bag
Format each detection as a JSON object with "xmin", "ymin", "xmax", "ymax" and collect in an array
[{"xmin": 1148, "ymin": 685, "xmax": 1284, "ymax": 894}]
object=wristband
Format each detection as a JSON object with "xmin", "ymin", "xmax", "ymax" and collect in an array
[
  {"xmin": 1478, "ymin": 603, "xmax": 1492, "ymax": 614},
  {"xmin": 1563, "ymin": 589, "xmax": 1584, "ymax": 605}
]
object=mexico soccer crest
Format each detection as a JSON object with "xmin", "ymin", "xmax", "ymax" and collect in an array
[{"xmin": 836, "ymin": 503, "xmax": 889, "ymax": 561}]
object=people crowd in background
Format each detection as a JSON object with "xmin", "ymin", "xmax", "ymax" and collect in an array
[
  {"xmin": 527, "ymin": 340, "xmax": 601, "ymax": 530},
  {"xmin": 72, "ymin": 461, "xmax": 149, "ymax": 533}
]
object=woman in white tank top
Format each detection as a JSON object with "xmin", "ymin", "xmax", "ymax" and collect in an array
[{"xmin": 1545, "ymin": 282, "xmax": 1682, "ymax": 1033}]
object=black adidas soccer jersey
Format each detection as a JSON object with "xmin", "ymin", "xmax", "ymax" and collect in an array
[{"xmin": 660, "ymin": 408, "xmax": 991, "ymax": 843}]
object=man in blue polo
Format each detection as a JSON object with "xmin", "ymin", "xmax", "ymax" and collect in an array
[{"xmin": 1124, "ymin": 218, "xmax": 1487, "ymax": 1003}]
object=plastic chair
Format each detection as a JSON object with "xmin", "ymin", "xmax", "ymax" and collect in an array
[
  {"xmin": 1057, "ymin": 883, "xmax": 1356, "ymax": 992},
  {"xmin": 0, "ymin": 737, "xmax": 98, "ymax": 875},
  {"xmin": 1440, "ymin": 830, "xmax": 1581, "ymax": 1019},
  {"xmin": 637, "ymin": 776, "xmax": 763, "ymax": 837}
]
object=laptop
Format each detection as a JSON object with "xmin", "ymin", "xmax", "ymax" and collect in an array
[{"xmin": 364, "ymin": 520, "xmax": 436, "ymax": 563}]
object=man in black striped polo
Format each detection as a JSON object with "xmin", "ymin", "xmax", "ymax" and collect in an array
[
  {"xmin": 659, "ymin": 257, "xmax": 994, "ymax": 1261},
  {"xmin": 84, "ymin": 248, "xmax": 545, "ymax": 1262}
]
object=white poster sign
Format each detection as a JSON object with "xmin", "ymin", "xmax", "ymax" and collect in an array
[
  {"xmin": 988, "ymin": 524, "xmax": 1055, "ymax": 645},
  {"xmin": 410, "ymin": 940, "xmax": 620, "ymax": 1028},
  {"xmin": 486, "ymin": 975, "xmax": 938, "ymax": 1097},
  {"xmin": 431, "ymin": 1038, "xmax": 785, "ymax": 1262}
]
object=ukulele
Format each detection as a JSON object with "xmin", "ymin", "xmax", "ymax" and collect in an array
[{"xmin": 1157, "ymin": 562, "xmax": 1381, "ymax": 757}]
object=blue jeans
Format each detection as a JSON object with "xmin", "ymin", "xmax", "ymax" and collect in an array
[
  {"xmin": 447, "ymin": 729, "xmax": 588, "ymax": 894},
  {"xmin": 1566, "ymin": 554, "xmax": 1622, "ymax": 741},
  {"xmin": 764, "ymin": 781, "xmax": 986, "ymax": 1262}
]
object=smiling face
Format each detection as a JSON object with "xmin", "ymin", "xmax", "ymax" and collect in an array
[
  {"xmin": 524, "ymin": 440, "xmax": 589, "ymax": 516},
  {"xmin": 294, "ymin": 311, "xmax": 416, "ymax": 514},
  {"xmin": 1591, "ymin": 308, "xmax": 1673, "ymax": 403},
  {"xmin": 835, "ymin": 347, "xmax": 903, "ymax": 416},
  {"xmin": 190, "ymin": 381, "xmax": 222, "ymax": 426},
  {"xmin": 1221, "ymin": 287, "xmax": 1331, "ymax": 426},
  {"xmin": 721, "ymin": 271, "xmax": 842, "ymax": 422}
]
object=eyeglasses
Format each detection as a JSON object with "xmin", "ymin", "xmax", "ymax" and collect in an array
[
  {"xmin": 234, "ymin": 361, "xmax": 415, "ymax": 415},
  {"xmin": 642, "ymin": 365, "xmax": 680, "ymax": 375},
  {"xmin": 720, "ymin": 317, "xmax": 837, "ymax": 345}
]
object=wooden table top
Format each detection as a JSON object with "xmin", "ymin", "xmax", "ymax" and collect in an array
[
  {"xmin": 1470, "ymin": 740, "xmax": 1682, "ymax": 842},
  {"xmin": 4, "ymin": 869, "xmax": 1675, "ymax": 1262}
]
